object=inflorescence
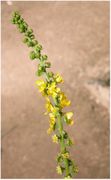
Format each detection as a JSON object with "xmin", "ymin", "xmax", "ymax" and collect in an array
[{"xmin": 11, "ymin": 11, "xmax": 78, "ymax": 178}]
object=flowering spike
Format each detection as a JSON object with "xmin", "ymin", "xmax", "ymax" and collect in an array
[{"xmin": 11, "ymin": 11, "xmax": 78, "ymax": 178}]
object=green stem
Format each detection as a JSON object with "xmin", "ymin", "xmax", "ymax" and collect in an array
[{"xmin": 57, "ymin": 114, "xmax": 69, "ymax": 177}]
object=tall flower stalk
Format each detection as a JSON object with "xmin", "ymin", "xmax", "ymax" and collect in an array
[{"xmin": 11, "ymin": 11, "xmax": 78, "ymax": 178}]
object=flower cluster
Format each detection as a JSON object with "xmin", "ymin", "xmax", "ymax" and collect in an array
[{"xmin": 11, "ymin": 11, "xmax": 78, "ymax": 178}]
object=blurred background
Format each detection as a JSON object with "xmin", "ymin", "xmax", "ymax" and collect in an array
[{"xmin": 1, "ymin": 1, "xmax": 110, "ymax": 178}]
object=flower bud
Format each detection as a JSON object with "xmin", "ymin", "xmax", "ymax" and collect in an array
[
  {"xmin": 35, "ymin": 52, "xmax": 40, "ymax": 59},
  {"xmin": 42, "ymin": 55, "xmax": 48, "ymax": 61},
  {"xmin": 28, "ymin": 29, "xmax": 33, "ymax": 34},
  {"xmin": 19, "ymin": 28, "xmax": 24, "ymax": 33},
  {"xmin": 36, "ymin": 44, "xmax": 42, "ymax": 51},
  {"xmin": 30, "ymin": 51, "xmax": 36, "ymax": 60},
  {"xmin": 23, "ymin": 37, "xmax": 28, "ymax": 43},
  {"xmin": 45, "ymin": 62, "xmax": 51, "ymax": 68},
  {"xmin": 19, "ymin": 24, "xmax": 25, "ymax": 33},
  {"xmin": 27, "ymin": 41, "xmax": 33, "ymax": 47},
  {"xmin": 15, "ymin": 14, "xmax": 20, "ymax": 20},
  {"xmin": 30, "ymin": 34, "xmax": 34, "ymax": 39},
  {"xmin": 33, "ymin": 40, "xmax": 38, "ymax": 46},
  {"xmin": 48, "ymin": 72, "xmax": 54, "ymax": 77}
]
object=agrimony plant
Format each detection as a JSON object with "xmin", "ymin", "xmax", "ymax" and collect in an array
[{"xmin": 11, "ymin": 11, "xmax": 78, "ymax": 178}]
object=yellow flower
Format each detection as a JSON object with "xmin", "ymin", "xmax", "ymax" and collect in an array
[
  {"xmin": 66, "ymin": 112, "xmax": 73, "ymax": 119},
  {"xmin": 47, "ymin": 114, "xmax": 56, "ymax": 135},
  {"xmin": 47, "ymin": 82, "xmax": 56, "ymax": 95},
  {"xmin": 68, "ymin": 119, "xmax": 74, "ymax": 126},
  {"xmin": 65, "ymin": 112, "xmax": 74, "ymax": 126},
  {"xmin": 52, "ymin": 87, "xmax": 61, "ymax": 97},
  {"xmin": 62, "ymin": 152, "xmax": 69, "ymax": 159},
  {"xmin": 47, "ymin": 82, "xmax": 61, "ymax": 97},
  {"xmin": 35, "ymin": 79, "xmax": 45, "ymax": 86},
  {"xmin": 74, "ymin": 166, "xmax": 79, "ymax": 173},
  {"xmin": 45, "ymin": 97, "xmax": 54, "ymax": 114},
  {"xmin": 56, "ymin": 165, "xmax": 62, "ymax": 175},
  {"xmin": 49, "ymin": 112, "xmax": 55, "ymax": 119},
  {"xmin": 59, "ymin": 92, "xmax": 71, "ymax": 108},
  {"xmin": 52, "ymin": 107, "xmax": 60, "ymax": 116},
  {"xmin": 47, "ymin": 128, "xmax": 53, "ymax": 135},
  {"xmin": 35, "ymin": 79, "xmax": 46, "ymax": 93},
  {"xmin": 65, "ymin": 176, "xmax": 71, "ymax": 179},
  {"xmin": 49, "ymin": 116, "xmax": 56, "ymax": 126},
  {"xmin": 52, "ymin": 134, "xmax": 58, "ymax": 144},
  {"xmin": 54, "ymin": 73, "xmax": 64, "ymax": 83}
]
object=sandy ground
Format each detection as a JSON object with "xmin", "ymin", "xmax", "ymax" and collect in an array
[{"xmin": 1, "ymin": 1, "xmax": 110, "ymax": 178}]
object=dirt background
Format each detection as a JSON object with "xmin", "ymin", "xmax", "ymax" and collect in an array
[{"xmin": 1, "ymin": 1, "xmax": 110, "ymax": 179}]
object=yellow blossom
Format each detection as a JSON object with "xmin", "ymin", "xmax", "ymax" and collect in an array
[
  {"xmin": 52, "ymin": 87, "xmax": 61, "ymax": 99},
  {"xmin": 47, "ymin": 82, "xmax": 61, "ymax": 97},
  {"xmin": 35, "ymin": 79, "xmax": 45, "ymax": 86},
  {"xmin": 65, "ymin": 112, "xmax": 74, "ymax": 125},
  {"xmin": 52, "ymin": 134, "xmax": 58, "ymax": 144},
  {"xmin": 56, "ymin": 165, "xmax": 62, "ymax": 175},
  {"xmin": 35, "ymin": 79, "xmax": 46, "ymax": 93},
  {"xmin": 68, "ymin": 119, "xmax": 74, "ymax": 126},
  {"xmin": 49, "ymin": 113, "xmax": 55, "ymax": 119},
  {"xmin": 47, "ymin": 128, "xmax": 53, "ymax": 135},
  {"xmin": 47, "ymin": 114, "xmax": 56, "ymax": 135},
  {"xmin": 59, "ymin": 92, "xmax": 71, "ymax": 108},
  {"xmin": 54, "ymin": 73, "xmax": 64, "ymax": 83},
  {"xmin": 74, "ymin": 166, "xmax": 79, "ymax": 173},
  {"xmin": 49, "ymin": 116, "xmax": 56, "ymax": 126},
  {"xmin": 66, "ymin": 112, "xmax": 73, "ymax": 119},
  {"xmin": 62, "ymin": 152, "xmax": 69, "ymax": 159},
  {"xmin": 45, "ymin": 97, "xmax": 54, "ymax": 114},
  {"xmin": 52, "ymin": 107, "xmax": 60, "ymax": 116},
  {"xmin": 65, "ymin": 176, "xmax": 71, "ymax": 179},
  {"xmin": 47, "ymin": 82, "xmax": 56, "ymax": 95}
]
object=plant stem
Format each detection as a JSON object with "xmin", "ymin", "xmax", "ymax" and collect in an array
[{"xmin": 57, "ymin": 114, "xmax": 69, "ymax": 177}]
